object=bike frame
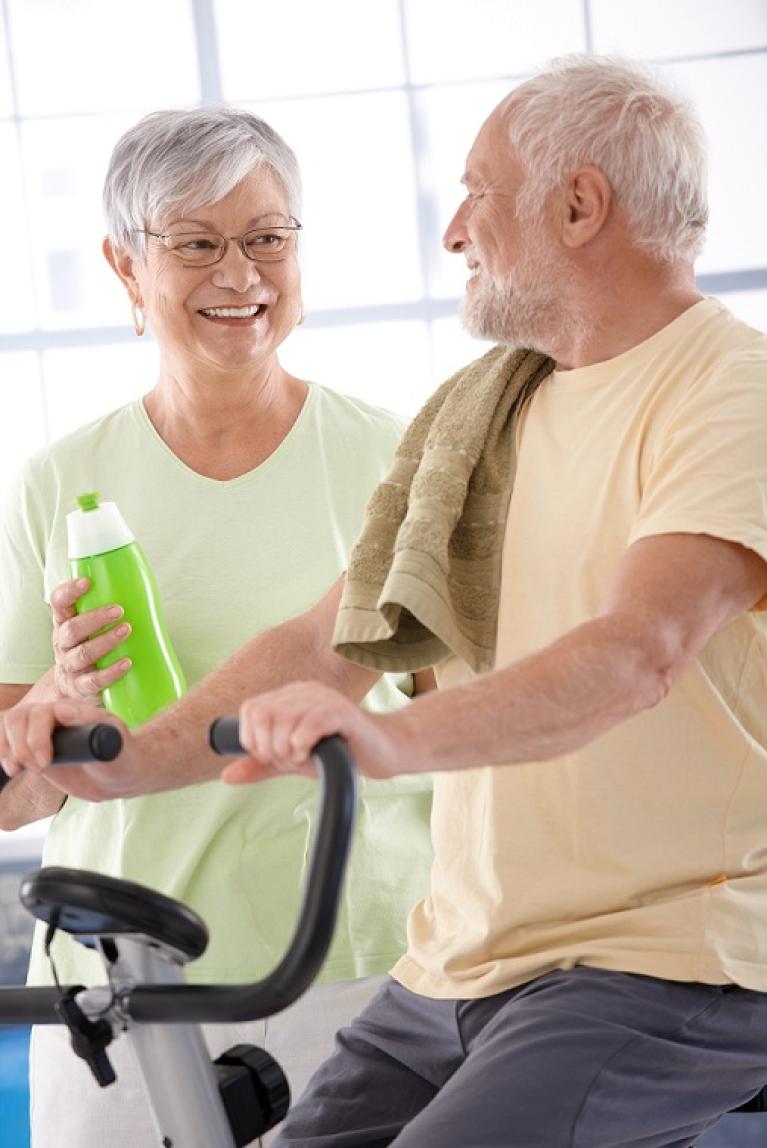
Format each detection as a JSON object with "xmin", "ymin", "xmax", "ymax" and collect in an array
[{"xmin": 0, "ymin": 732, "xmax": 357, "ymax": 1148}]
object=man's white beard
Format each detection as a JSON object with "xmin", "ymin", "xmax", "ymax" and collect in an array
[
  {"xmin": 461, "ymin": 273, "xmax": 559, "ymax": 350},
  {"xmin": 460, "ymin": 230, "xmax": 579, "ymax": 354}
]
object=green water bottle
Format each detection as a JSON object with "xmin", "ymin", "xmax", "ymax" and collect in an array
[{"xmin": 66, "ymin": 492, "xmax": 186, "ymax": 727}]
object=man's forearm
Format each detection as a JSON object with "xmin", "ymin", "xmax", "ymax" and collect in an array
[
  {"xmin": 134, "ymin": 580, "xmax": 379, "ymax": 792},
  {"xmin": 396, "ymin": 613, "xmax": 671, "ymax": 774}
]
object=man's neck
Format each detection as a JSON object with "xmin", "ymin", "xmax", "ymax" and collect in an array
[{"xmin": 552, "ymin": 262, "xmax": 703, "ymax": 372}]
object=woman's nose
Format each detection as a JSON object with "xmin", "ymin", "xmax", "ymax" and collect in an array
[{"xmin": 211, "ymin": 243, "xmax": 264, "ymax": 290}]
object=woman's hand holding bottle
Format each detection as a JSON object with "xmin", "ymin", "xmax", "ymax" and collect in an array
[{"xmin": 50, "ymin": 577, "xmax": 132, "ymax": 704}]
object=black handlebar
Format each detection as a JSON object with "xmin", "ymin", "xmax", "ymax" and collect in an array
[
  {"xmin": 52, "ymin": 723, "xmax": 123, "ymax": 763},
  {"xmin": 0, "ymin": 722, "xmax": 123, "ymax": 791},
  {"xmin": 0, "ymin": 723, "xmax": 358, "ymax": 1027},
  {"xmin": 208, "ymin": 715, "xmax": 244, "ymax": 756}
]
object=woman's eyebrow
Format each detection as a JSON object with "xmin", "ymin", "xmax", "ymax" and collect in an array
[{"xmin": 162, "ymin": 211, "xmax": 291, "ymax": 230}]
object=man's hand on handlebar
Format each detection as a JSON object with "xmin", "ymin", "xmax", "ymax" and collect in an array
[
  {"xmin": 0, "ymin": 701, "xmax": 135, "ymax": 803},
  {"xmin": 51, "ymin": 577, "xmax": 132, "ymax": 704},
  {"xmin": 222, "ymin": 681, "xmax": 420, "ymax": 786},
  {"xmin": 0, "ymin": 681, "xmax": 426, "ymax": 801}
]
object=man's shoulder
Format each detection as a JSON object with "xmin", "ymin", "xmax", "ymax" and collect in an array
[
  {"xmin": 696, "ymin": 297, "xmax": 767, "ymax": 360},
  {"xmin": 691, "ymin": 300, "xmax": 767, "ymax": 397},
  {"xmin": 648, "ymin": 298, "xmax": 767, "ymax": 409}
]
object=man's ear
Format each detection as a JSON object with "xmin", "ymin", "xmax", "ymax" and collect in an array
[
  {"xmin": 560, "ymin": 165, "xmax": 612, "ymax": 250},
  {"xmin": 102, "ymin": 236, "xmax": 139, "ymax": 299}
]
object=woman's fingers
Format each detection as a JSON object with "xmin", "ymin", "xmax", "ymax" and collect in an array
[
  {"xmin": 55, "ymin": 657, "xmax": 132, "ymax": 701},
  {"xmin": 49, "ymin": 577, "xmax": 90, "ymax": 625},
  {"xmin": 49, "ymin": 579, "xmax": 132, "ymax": 701},
  {"xmin": 56, "ymin": 621, "xmax": 131, "ymax": 674},
  {"xmin": 53, "ymin": 605, "xmax": 125, "ymax": 660}
]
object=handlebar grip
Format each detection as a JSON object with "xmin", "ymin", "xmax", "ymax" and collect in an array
[
  {"xmin": 0, "ymin": 730, "xmax": 357, "ymax": 1025},
  {"xmin": 208, "ymin": 717, "xmax": 243, "ymax": 756},
  {"xmin": 0, "ymin": 723, "xmax": 123, "ymax": 791},
  {"xmin": 51, "ymin": 723, "xmax": 123, "ymax": 764}
]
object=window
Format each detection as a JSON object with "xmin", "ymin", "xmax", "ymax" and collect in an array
[{"xmin": 0, "ymin": 0, "xmax": 765, "ymax": 498}]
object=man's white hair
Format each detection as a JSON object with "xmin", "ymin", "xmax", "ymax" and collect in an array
[
  {"xmin": 503, "ymin": 55, "xmax": 708, "ymax": 263},
  {"xmin": 103, "ymin": 106, "xmax": 302, "ymax": 258}
]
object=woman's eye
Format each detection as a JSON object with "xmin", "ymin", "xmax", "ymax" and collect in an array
[{"xmin": 183, "ymin": 238, "xmax": 218, "ymax": 250}]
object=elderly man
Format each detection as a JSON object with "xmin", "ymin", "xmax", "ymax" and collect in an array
[{"xmin": 3, "ymin": 54, "xmax": 767, "ymax": 1148}]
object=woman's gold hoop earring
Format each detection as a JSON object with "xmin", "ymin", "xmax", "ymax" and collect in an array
[
  {"xmin": 131, "ymin": 302, "xmax": 146, "ymax": 337},
  {"xmin": 297, "ymin": 308, "xmax": 305, "ymax": 326}
]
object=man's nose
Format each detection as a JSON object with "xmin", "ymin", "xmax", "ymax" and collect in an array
[{"xmin": 443, "ymin": 202, "xmax": 469, "ymax": 254}]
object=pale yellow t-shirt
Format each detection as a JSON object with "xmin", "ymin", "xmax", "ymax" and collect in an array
[{"xmin": 394, "ymin": 297, "xmax": 767, "ymax": 999}]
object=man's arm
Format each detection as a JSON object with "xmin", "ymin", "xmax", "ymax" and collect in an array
[
  {"xmin": 400, "ymin": 531, "xmax": 767, "ymax": 772},
  {"xmin": 0, "ymin": 650, "xmax": 115, "ymax": 829},
  {"xmin": 224, "ymin": 532, "xmax": 767, "ymax": 782},
  {"xmin": 131, "ymin": 576, "xmax": 379, "ymax": 790},
  {"xmin": 0, "ymin": 683, "xmax": 67, "ymax": 829},
  {"xmin": 0, "ymin": 576, "xmax": 381, "ymax": 802}
]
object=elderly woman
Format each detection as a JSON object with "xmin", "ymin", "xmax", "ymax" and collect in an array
[{"xmin": 0, "ymin": 107, "xmax": 432, "ymax": 1147}]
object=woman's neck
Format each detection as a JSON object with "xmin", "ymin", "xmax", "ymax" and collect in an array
[{"xmin": 143, "ymin": 358, "xmax": 308, "ymax": 481}]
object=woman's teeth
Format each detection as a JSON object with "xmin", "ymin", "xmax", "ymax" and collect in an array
[{"xmin": 200, "ymin": 304, "xmax": 264, "ymax": 318}]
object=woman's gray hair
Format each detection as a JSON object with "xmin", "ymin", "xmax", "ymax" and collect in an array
[
  {"xmin": 503, "ymin": 55, "xmax": 708, "ymax": 263},
  {"xmin": 103, "ymin": 106, "xmax": 302, "ymax": 256}
]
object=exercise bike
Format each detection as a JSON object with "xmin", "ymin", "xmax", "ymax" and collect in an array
[{"xmin": 0, "ymin": 720, "xmax": 357, "ymax": 1147}]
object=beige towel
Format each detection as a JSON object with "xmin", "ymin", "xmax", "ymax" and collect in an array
[{"xmin": 333, "ymin": 345, "xmax": 553, "ymax": 674}]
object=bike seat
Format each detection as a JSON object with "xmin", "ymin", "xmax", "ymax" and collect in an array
[{"xmin": 20, "ymin": 866, "xmax": 208, "ymax": 962}]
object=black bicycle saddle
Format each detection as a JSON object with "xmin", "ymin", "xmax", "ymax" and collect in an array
[{"xmin": 20, "ymin": 866, "xmax": 209, "ymax": 962}]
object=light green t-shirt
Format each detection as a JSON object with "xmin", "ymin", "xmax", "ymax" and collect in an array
[{"xmin": 0, "ymin": 385, "xmax": 433, "ymax": 987}]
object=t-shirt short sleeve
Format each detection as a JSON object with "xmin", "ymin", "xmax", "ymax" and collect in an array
[
  {"xmin": 629, "ymin": 351, "xmax": 767, "ymax": 605},
  {"xmin": 0, "ymin": 462, "xmax": 55, "ymax": 682}
]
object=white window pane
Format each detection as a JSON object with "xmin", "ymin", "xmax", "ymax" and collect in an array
[
  {"xmin": 0, "ymin": 820, "xmax": 48, "ymax": 858},
  {"xmin": 413, "ymin": 81, "xmax": 519, "ymax": 299},
  {"xmin": 430, "ymin": 315, "xmax": 492, "ymax": 386},
  {"xmin": 592, "ymin": 0, "xmax": 767, "ymax": 58},
  {"xmin": 43, "ymin": 342, "xmax": 157, "ymax": 442},
  {"xmin": 257, "ymin": 93, "xmax": 424, "ymax": 308},
  {"xmin": 217, "ymin": 0, "xmax": 405, "ymax": 99},
  {"xmin": 404, "ymin": 0, "xmax": 585, "ymax": 84},
  {"xmin": 8, "ymin": 0, "xmax": 199, "ymax": 116},
  {"xmin": 281, "ymin": 321, "xmax": 432, "ymax": 416},
  {"xmin": 719, "ymin": 289, "xmax": 767, "ymax": 331},
  {"xmin": 660, "ymin": 55, "xmax": 767, "ymax": 274},
  {"xmin": 0, "ymin": 14, "xmax": 13, "ymax": 117},
  {"xmin": 0, "ymin": 126, "xmax": 36, "ymax": 332},
  {"xmin": 0, "ymin": 353, "xmax": 45, "ymax": 498},
  {"xmin": 21, "ymin": 116, "xmax": 136, "ymax": 330}
]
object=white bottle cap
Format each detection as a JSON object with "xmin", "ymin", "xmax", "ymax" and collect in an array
[{"xmin": 66, "ymin": 492, "xmax": 135, "ymax": 559}]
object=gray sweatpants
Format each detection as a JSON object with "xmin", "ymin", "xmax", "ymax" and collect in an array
[{"xmin": 274, "ymin": 966, "xmax": 767, "ymax": 1148}]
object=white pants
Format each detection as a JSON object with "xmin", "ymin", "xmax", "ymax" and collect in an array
[{"xmin": 30, "ymin": 974, "xmax": 385, "ymax": 1148}]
